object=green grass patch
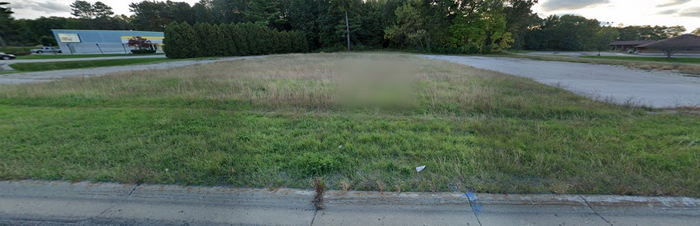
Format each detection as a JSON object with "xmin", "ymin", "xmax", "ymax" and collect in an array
[
  {"xmin": 0, "ymin": 53, "xmax": 698, "ymax": 196},
  {"xmin": 583, "ymin": 56, "xmax": 700, "ymax": 64},
  {"xmin": 9, "ymin": 58, "xmax": 176, "ymax": 72}
]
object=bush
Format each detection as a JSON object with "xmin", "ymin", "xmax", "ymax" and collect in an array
[
  {"xmin": 0, "ymin": 46, "xmax": 33, "ymax": 55},
  {"xmin": 131, "ymin": 49, "xmax": 156, "ymax": 54},
  {"xmin": 164, "ymin": 22, "xmax": 309, "ymax": 59}
]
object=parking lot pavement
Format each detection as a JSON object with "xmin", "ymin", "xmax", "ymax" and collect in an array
[
  {"xmin": 1, "ymin": 181, "xmax": 699, "ymax": 225},
  {"xmin": 521, "ymin": 51, "xmax": 700, "ymax": 58},
  {"xmin": 422, "ymin": 55, "xmax": 700, "ymax": 108},
  {"xmin": 0, "ymin": 56, "xmax": 263, "ymax": 84},
  {"xmin": 0, "ymin": 55, "xmax": 166, "ymax": 64}
]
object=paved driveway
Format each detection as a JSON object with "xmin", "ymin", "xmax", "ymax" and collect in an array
[
  {"xmin": 0, "ymin": 55, "xmax": 166, "ymax": 64},
  {"xmin": 0, "ymin": 56, "xmax": 263, "ymax": 84},
  {"xmin": 522, "ymin": 51, "xmax": 700, "ymax": 58},
  {"xmin": 422, "ymin": 55, "xmax": 700, "ymax": 108}
]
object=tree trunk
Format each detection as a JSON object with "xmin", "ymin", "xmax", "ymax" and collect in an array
[
  {"xmin": 345, "ymin": 11, "xmax": 351, "ymax": 52},
  {"xmin": 665, "ymin": 50, "xmax": 672, "ymax": 58}
]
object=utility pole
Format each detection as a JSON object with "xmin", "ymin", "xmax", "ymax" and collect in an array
[{"xmin": 345, "ymin": 11, "xmax": 351, "ymax": 51}]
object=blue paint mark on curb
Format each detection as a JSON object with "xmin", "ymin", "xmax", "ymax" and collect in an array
[{"xmin": 465, "ymin": 192, "xmax": 482, "ymax": 215}]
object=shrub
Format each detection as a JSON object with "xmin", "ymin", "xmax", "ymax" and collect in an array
[
  {"xmin": 164, "ymin": 22, "xmax": 309, "ymax": 58},
  {"xmin": 131, "ymin": 49, "xmax": 156, "ymax": 54}
]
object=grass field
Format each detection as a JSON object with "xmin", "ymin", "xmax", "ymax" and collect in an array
[
  {"xmin": 0, "ymin": 53, "xmax": 698, "ymax": 196},
  {"xmin": 9, "ymin": 58, "xmax": 175, "ymax": 72},
  {"xmin": 583, "ymin": 56, "xmax": 700, "ymax": 64},
  {"xmin": 15, "ymin": 54, "xmax": 161, "ymax": 60}
]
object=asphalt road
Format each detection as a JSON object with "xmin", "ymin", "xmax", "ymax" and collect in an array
[
  {"xmin": 0, "ymin": 56, "xmax": 263, "ymax": 84},
  {"xmin": 522, "ymin": 51, "xmax": 700, "ymax": 58},
  {"xmin": 4, "ymin": 54, "xmax": 700, "ymax": 108},
  {"xmin": 0, "ymin": 55, "xmax": 166, "ymax": 64},
  {"xmin": 423, "ymin": 55, "xmax": 700, "ymax": 108},
  {"xmin": 1, "ymin": 181, "xmax": 698, "ymax": 225}
]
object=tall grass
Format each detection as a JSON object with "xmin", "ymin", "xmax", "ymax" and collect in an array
[
  {"xmin": 0, "ymin": 53, "xmax": 698, "ymax": 196},
  {"xmin": 1, "ymin": 53, "xmax": 625, "ymax": 118}
]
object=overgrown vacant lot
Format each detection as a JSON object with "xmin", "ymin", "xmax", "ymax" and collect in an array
[{"xmin": 1, "ymin": 53, "xmax": 698, "ymax": 196}]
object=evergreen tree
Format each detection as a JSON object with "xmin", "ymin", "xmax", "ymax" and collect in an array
[
  {"xmin": 179, "ymin": 22, "xmax": 198, "ymax": 58},
  {"xmin": 193, "ymin": 23, "xmax": 214, "ymax": 57},
  {"xmin": 0, "ymin": 2, "xmax": 13, "ymax": 47},
  {"xmin": 222, "ymin": 23, "xmax": 239, "ymax": 56},
  {"xmin": 246, "ymin": 0, "xmax": 287, "ymax": 30},
  {"xmin": 212, "ymin": 24, "xmax": 227, "ymax": 56},
  {"xmin": 164, "ymin": 22, "xmax": 183, "ymax": 58},
  {"xmin": 232, "ymin": 24, "xmax": 250, "ymax": 55}
]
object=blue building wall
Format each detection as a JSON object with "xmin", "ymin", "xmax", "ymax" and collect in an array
[{"xmin": 51, "ymin": 29, "xmax": 165, "ymax": 54}]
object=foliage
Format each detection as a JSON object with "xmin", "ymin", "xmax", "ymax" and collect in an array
[
  {"xmin": 127, "ymin": 36, "xmax": 154, "ymax": 51},
  {"xmin": 0, "ymin": 46, "xmax": 32, "ymax": 55},
  {"xmin": 163, "ymin": 22, "xmax": 197, "ymax": 58},
  {"xmin": 130, "ymin": 49, "xmax": 156, "ymax": 54},
  {"xmin": 0, "ymin": 1, "xmax": 14, "ymax": 47},
  {"xmin": 384, "ymin": 3, "xmax": 428, "ymax": 50},
  {"xmin": 593, "ymin": 27, "xmax": 620, "ymax": 52},
  {"xmin": 70, "ymin": 0, "xmax": 114, "ymax": 19},
  {"xmin": 524, "ymin": 15, "xmax": 600, "ymax": 51},
  {"xmin": 448, "ymin": 11, "xmax": 514, "ymax": 54},
  {"xmin": 523, "ymin": 16, "xmax": 689, "ymax": 51},
  {"xmin": 164, "ymin": 22, "xmax": 308, "ymax": 59},
  {"xmin": 0, "ymin": 0, "xmax": 691, "ymax": 52}
]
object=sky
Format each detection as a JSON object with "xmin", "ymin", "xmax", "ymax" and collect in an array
[{"xmin": 6, "ymin": 0, "xmax": 700, "ymax": 32}]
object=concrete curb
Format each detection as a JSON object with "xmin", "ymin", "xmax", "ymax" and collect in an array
[
  {"xmin": 3, "ymin": 180, "xmax": 699, "ymax": 207},
  {"xmin": 1, "ymin": 180, "xmax": 699, "ymax": 225}
]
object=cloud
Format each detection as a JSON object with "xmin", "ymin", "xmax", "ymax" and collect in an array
[
  {"xmin": 657, "ymin": 0, "xmax": 691, "ymax": 7},
  {"xmin": 658, "ymin": 9, "xmax": 678, "ymax": 15},
  {"xmin": 679, "ymin": 7, "xmax": 700, "ymax": 17},
  {"xmin": 8, "ymin": 0, "xmax": 70, "ymax": 14},
  {"xmin": 541, "ymin": 0, "xmax": 610, "ymax": 11}
]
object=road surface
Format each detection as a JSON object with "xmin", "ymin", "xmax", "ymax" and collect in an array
[
  {"xmin": 423, "ymin": 55, "xmax": 700, "ymax": 108},
  {"xmin": 0, "ymin": 55, "xmax": 166, "ymax": 64},
  {"xmin": 522, "ymin": 51, "xmax": 700, "ymax": 58},
  {"xmin": 0, "ymin": 56, "xmax": 263, "ymax": 84},
  {"xmin": 0, "ymin": 181, "xmax": 698, "ymax": 225}
]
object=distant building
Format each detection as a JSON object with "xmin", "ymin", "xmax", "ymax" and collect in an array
[
  {"xmin": 608, "ymin": 40, "xmax": 656, "ymax": 52},
  {"xmin": 610, "ymin": 34, "xmax": 700, "ymax": 56},
  {"xmin": 51, "ymin": 29, "xmax": 164, "ymax": 55},
  {"xmin": 636, "ymin": 34, "xmax": 700, "ymax": 54}
]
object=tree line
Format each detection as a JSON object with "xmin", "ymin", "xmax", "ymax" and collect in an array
[
  {"xmin": 1, "ymin": 0, "xmax": 699, "ymax": 53},
  {"xmin": 164, "ymin": 22, "xmax": 308, "ymax": 58},
  {"xmin": 522, "ymin": 14, "xmax": 691, "ymax": 51}
]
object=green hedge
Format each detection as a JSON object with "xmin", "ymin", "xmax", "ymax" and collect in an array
[
  {"xmin": 0, "ymin": 46, "xmax": 34, "ymax": 56},
  {"xmin": 164, "ymin": 22, "xmax": 309, "ymax": 59}
]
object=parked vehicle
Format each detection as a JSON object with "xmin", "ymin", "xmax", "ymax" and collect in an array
[
  {"xmin": 0, "ymin": 52, "xmax": 16, "ymax": 60},
  {"xmin": 31, "ymin": 47, "xmax": 62, "ymax": 54}
]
